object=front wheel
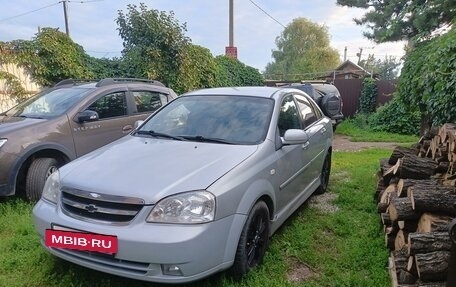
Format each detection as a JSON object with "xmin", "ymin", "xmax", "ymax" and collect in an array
[
  {"xmin": 26, "ymin": 158, "xmax": 59, "ymax": 202},
  {"xmin": 315, "ymin": 152, "xmax": 331, "ymax": 194},
  {"xmin": 229, "ymin": 201, "xmax": 270, "ymax": 279}
]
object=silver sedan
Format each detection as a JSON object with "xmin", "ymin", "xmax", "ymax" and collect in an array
[{"xmin": 33, "ymin": 86, "xmax": 333, "ymax": 283}]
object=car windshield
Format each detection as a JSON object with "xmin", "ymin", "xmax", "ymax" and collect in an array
[
  {"xmin": 138, "ymin": 95, "xmax": 274, "ymax": 145},
  {"xmin": 6, "ymin": 87, "xmax": 92, "ymax": 119}
]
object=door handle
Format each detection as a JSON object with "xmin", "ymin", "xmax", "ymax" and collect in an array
[
  {"xmin": 320, "ymin": 127, "xmax": 327, "ymax": 134},
  {"xmin": 122, "ymin": 125, "xmax": 133, "ymax": 133},
  {"xmin": 302, "ymin": 141, "xmax": 310, "ymax": 150}
]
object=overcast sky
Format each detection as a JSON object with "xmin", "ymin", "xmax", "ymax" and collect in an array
[{"xmin": 0, "ymin": 0, "xmax": 407, "ymax": 72}]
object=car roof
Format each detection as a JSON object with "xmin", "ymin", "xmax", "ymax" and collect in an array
[{"xmin": 183, "ymin": 86, "xmax": 284, "ymax": 98}]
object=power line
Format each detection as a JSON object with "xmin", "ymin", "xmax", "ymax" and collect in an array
[
  {"xmin": 248, "ymin": 0, "xmax": 286, "ymax": 28},
  {"xmin": 0, "ymin": 2, "xmax": 61, "ymax": 23}
]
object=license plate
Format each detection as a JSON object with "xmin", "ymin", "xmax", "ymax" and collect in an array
[{"xmin": 46, "ymin": 225, "xmax": 118, "ymax": 254}]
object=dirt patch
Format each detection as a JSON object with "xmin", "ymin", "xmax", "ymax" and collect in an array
[
  {"xmin": 333, "ymin": 134, "xmax": 400, "ymax": 152},
  {"xmin": 308, "ymin": 192, "xmax": 339, "ymax": 214},
  {"xmin": 287, "ymin": 257, "xmax": 317, "ymax": 283}
]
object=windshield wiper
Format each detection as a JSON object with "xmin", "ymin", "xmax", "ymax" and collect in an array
[
  {"xmin": 182, "ymin": 135, "xmax": 235, "ymax": 145},
  {"xmin": 136, "ymin": 130, "xmax": 186, "ymax": 141}
]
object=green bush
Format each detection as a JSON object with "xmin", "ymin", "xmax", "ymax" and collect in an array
[
  {"xmin": 368, "ymin": 97, "xmax": 420, "ymax": 135},
  {"xmin": 359, "ymin": 77, "xmax": 377, "ymax": 114}
]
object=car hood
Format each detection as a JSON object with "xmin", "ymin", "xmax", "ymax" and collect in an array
[
  {"xmin": 0, "ymin": 116, "xmax": 46, "ymax": 133},
  {"xmin": 60, "ymin": 135, "xmax": 258, "ymax": 204}
]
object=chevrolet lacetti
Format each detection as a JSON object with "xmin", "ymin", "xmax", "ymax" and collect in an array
[{"xmin": 33, "ymin": 86, "xmax": 333, "ymax": 283}]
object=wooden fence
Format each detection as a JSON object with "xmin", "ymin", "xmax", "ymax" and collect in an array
[{"xmin": 333, "ymin": 79, "xmax": 397, "ymax": 118}]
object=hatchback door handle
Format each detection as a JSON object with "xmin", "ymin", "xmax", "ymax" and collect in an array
[
  {"xmin": 302, "ymin": 141, "xmax": 310, "ymax": 150},
  {"xmin": 122, "ymin": 125, "xmax": 133, "ymax": 133},
  {"xmin": 320, "ymin": 127, "xmax": 327, "ymax": 134}
]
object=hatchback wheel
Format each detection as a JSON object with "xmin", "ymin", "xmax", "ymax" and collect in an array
[
  {"xmin": 229, "ymin": 201, "xmax": 270, "ymax": 279},
  {"xmin": 26, "ymin": 158, "xmax": 59, "ymax": 202},
  {"xmin": 315, "ymin": 152, "xmax": 331, "ymax": 194}
]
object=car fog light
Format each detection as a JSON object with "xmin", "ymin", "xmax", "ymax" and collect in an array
[{"xmin": 162, "ymin": 264, "xmax": 183, "ymax": 276}]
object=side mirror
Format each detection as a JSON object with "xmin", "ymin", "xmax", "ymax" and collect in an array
[
  {"xmin": 134, "ymin": 120, "xmax": 144, "ymax": 129},
  {"xmin": 282, "ymin": 129, "xmax": 309, "ymax": 145},
  {"xmin": 77, "ymin": 110, "xmax": 99, "ymax": 123}
]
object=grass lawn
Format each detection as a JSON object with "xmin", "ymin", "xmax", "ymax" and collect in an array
[
  {"xmin": 0, "ymin": 148, "xmax": 392, "ymax": 287},
  {"xmin": 336, "ymin": 120, "xmax": 419, "ymax": 143}
]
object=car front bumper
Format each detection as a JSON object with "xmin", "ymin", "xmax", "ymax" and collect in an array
[{"xmin": 32, "ymin": 199, "xmax": 246, "ymax": 283}]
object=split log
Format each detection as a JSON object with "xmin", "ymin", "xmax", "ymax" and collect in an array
[
  {"xmin": 392, "ymin": 248, "xmax": 409, "ymax": 271},
  {"xmin": 415, "ymin": 251, "xmax": 450, "ymax": 282},
  {"xmin": 416, "ymin": 213, "xmax": 452, "ymax": 233},
  {"xmin": 398, "ymin": 269, "xmax": 416, "ymax": 285},
  {"xmin": 409, "ymin": 185, "xmax": 456, "ymax": 215},
  {"xmin": 407, "ymin": 255, "xmax": 418, "ymax": 277},
  {"xmin": 394, "ymin": 230, "xmax": 409, "ymax": 251},
  {"xmin": 395, "ymin": 155, "xmax": 438, "ymax": 179},
  {"xmin": 381, "ymin": 212, "xmax": 392, "ymax": 226},
  {"xmin": 377, "ymin": 202, "xmax": 388, "ymax": 213},
  {"xmin": 379, "ymin": 184, "xmax": 397, "ymax": 205},
  {"xmin": 417, "ymin": 283, "xmax": 446, "ymax": 287},
  {"xmin": 398, "ymin": 220, "xmax": 418, "ymax": 232},
  {"xmin": 397, "ymin": 179, "xmax": 438, "ymax": 198},
  {"xmin": 385, "ymin": 226, "xmax": 398, "ymax": 250},
  {"xmin": 389, "ymin": 197, "xmax": 420, "ymax": 221},
  {"xmin": 389, "ymin": 146, "xmax": 418, "ymax": 165},
  {"xmin": 408, "ymin": 232, "xmax": 451, "ymax": 255},
  {"xmin": 374, "ymin": 174, "xmax": 385, "ymax": 202}
]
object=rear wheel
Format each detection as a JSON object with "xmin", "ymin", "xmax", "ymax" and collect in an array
[
  {"xmin": 229, "ymin": 201, "xmax": 270, "ymax": 279},
  {"xmin": 25, "ymin": 157, "xmax": 59, "ymax": 202},
  {"xmin": 315, "ymin": 152, "xmax": 331, "ymax": 194}
]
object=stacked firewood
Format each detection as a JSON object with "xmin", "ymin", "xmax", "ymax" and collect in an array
[{"xmin": 375, "ymin": 123, "xmax": 456, "ymax": 287}]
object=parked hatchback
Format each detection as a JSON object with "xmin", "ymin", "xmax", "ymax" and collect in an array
[
  {"xmin": 0, "ymin": 78, "xmax": 176, "ymax": 201},
  {"xmin": 33, "ymin": 87, "xmax": 333, "ymax": 283}
]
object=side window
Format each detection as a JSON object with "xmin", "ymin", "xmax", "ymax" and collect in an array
[
  {"xmin": 88, "ymin": 92, "xmax": 127, "ymax": 119},
  {"xmin": 295, "ymin": 94, "xmax": 320, "ymax": 128},
  {"xmin": 132, "ymin": 91, "xmax": 163, "ymax": 113},
  {"xmin": 278, "ymin": 95, "xmax": 301, "ymax": 137}
]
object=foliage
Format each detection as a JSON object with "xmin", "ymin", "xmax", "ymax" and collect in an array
[
  {"xmin": 86, "ymin": 57, "xmax": 129, "ymax": 79},
  {"xmin": 264, "ymin": 18, "xmax": 340, "ymax": 80},
  {"xmin": 116, "ymin": 3, "xmax": 190, "ymax": 93},
  {"xmin": 336, "ymin": 0, "xmax": 456, "ymax": 43},
  {"xmin": 395, "ymin": 27, "xmax": 456, "ymax": 127},
  {"xmin": 368, "ymin": 97, "xmax": 421, "ymax": 135},
  {"xmin": 214, "ymin": 56, "xmax": 263, "ymax": 87},
  {"xmin": 359, "ymin": 54, "xmax": 401, "ymax": 80},
  {"xmin": 176, "ymin": 44, "xmax": 217, "ymax": 93},
  {"xmin": 358, "ymin": 77, "xmax": 377, "ymax": 114},
  {"xmin": 337, "ymin": 112, "xmax": 420, "ymax": 141},
  {"xmin": 21, "ymin": 28, "xmax": 93, "ymax": 86},
  {"xmin": 0, "ymin": 148, "xmax": 393, "ymax": 286}
]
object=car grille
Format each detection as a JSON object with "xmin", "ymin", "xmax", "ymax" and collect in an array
[{"xmin": 61, "ymin": 188, "xmax": 144, "ymax": 223}]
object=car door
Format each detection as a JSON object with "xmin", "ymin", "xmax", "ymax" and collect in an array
[
  {"xmin": 274, "ymin": 95, "xmax": 308, "ymax": 213},
  {"xmin": 294, "ymin": 93, "xmax": 327, "ymax": 183},
  {"xmin": 70, "ymin": 90, "xmax": 131, "ymax": 156},
  {"xmin": 127, "ymin": 90, "xmax": 169, "ymax": 123}
]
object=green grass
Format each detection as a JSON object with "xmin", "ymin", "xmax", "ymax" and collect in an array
[
  {"xmin": 0, "ymin": 149, "xmax": 392, "ymax": 287},
  {"xmin": 337, "ymin": 120, "xmax": 419, "ymax": 143}
]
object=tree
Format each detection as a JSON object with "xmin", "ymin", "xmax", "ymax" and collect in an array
[
  {"xmin": 175, "ymin": 44, "xmax": 217, "ymax": 93},
  {"xmin": 336, "ymin": 0, "xmax": 456, "ymax": 43},
  {"xmin": 214, "ymin": 56, "xmax": 263, "ymax": 87},
  {"xmin": 359, "ymin": 54, "xmax": 401, "ymax": 80},
  {"xmin": 116, "ymin": 3, "xmax": 190, "ymax": 93},
  {"xmin": 264, "ymin": 18, "xmax": 340, "ymax": 80},
  {"xmin": 395, "ymin": 27, "xmax": 456, "ymax": 131}
]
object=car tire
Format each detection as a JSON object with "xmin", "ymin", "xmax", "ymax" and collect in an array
[
  {"xmin": 228, "ymin": 201, "xmax": 270, "ymax": 279},
  {"xmin": 315, "ymin": 152, "xmax": 331, "ymax": 194},
  {"xmin": 26, "ymin": 157, "xmax": 59, "ymax": 202}
]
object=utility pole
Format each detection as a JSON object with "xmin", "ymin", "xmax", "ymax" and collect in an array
[
  {"xmin": 225, "ymin": 0, "xmax": 237, "ymax": 59},
  {"xmin": 344, "ymin": 46, "xmax": 347, "ymax": 62},
  {"xmin": 62, "ymin": 0, "xmax": 70, "ymax": 36},
  {"xmin": 356, "ymin": 48, "xmax": 363, "ymax": 65}
]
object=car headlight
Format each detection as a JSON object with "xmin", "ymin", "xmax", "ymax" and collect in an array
[
  {"xmin": 42, "ymin": 170, "xmax": 60, "ymax": 204},
  {"xmin": 147, "ymin": 191, "xmax": 215, "ymax": 224},
  {"xmin": 0, "ymin": 139, "xmax": 7, "ymax": 149}
]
